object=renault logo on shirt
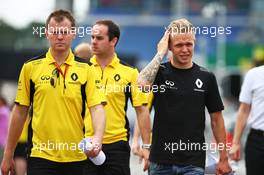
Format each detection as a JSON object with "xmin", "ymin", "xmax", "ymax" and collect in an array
[
  {"xmin": 71, "ymin": 73, "xmax": 78, "ymax": 81},
  {"xmin": 194, "ymin": 78, "xmax": 205, "ymax": 92},
  {"xmin": 195, "ymin": 79, "xmax": 203, "ymax": 88},
  {"xmin": 114, "ymin": 74, "xmax": 121, "ymax": 82}
]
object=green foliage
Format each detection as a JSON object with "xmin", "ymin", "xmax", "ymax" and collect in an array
[{"xmin": 0, "ymin": 20, "xmax": 47, "ymax": 50}]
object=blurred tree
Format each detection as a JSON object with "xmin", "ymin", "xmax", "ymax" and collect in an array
[
  {"xmin": 0, "ymin": 20, "xmax": 47, "ymax": 51},
  {"xmin": 0, "ymin": 20, "xmax": 20, "ymax": 49}
]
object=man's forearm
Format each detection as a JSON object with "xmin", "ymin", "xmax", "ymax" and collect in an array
[
  {"xmin": 138, "ymin": 30, "xmax": 170, "ymax": 88},
  {"xmin": 210, "ymin": 112, "xmax": 228, "ymax": 160},
  {"xmin": 138, "ymin": 53, "xmax": 163, "ymax": 87},
  {"xmin": 90, "ymin": 104, "xmax": 106, "ymax": 141},
  {"xmin": 132, "ymin": 120, "xmax": 141, "ymax": 142},
  {"xmin": 232, "ymin": 103, "xmax": 250, "ymax": 144},
  {"xmin": 135, "ymin": 106, "xmax": 151, "ymax": 144},
  {"xmin": 232, "ymin": 113, "xmax": 247, "ymax": 145}
]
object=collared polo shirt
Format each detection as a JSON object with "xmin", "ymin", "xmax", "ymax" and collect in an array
[
  {"xmin": 84, "ymin": 54, "xmax": 148, "ymax": 143},
  {"xmin": 15, "ymin": 49, "xmax": 106, "ymax": 162}
]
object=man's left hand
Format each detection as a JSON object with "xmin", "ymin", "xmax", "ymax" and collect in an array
[
  {"xmin": 216, "ymin": 158, "xmax": 232, "ymax": 175},
  {"xmin": 141, "ymin": 148, "xmax": 150, "ymax": 172},
  {"xmin": 85, "ymin": 137, "xmax": 102, "ymax": 158}
]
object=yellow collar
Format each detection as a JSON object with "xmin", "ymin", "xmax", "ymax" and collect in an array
[
  {"xmin": 46, "ymin": 48, "xmax": 74, "ymax": 66},
  {"xmin": 90, "ymin": 53, "xmax": 119, "ymax": 68}
]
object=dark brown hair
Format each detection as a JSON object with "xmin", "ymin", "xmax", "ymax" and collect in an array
[
  {"xmin": 95, "ymin": 20, "xmax": 120, "ymax": 46},
  {"xmin": 46, "ymin": 9, "xmax": 75, "ymax": 28}
]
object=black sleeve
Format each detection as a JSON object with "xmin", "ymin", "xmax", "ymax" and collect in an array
[
  {"xmin": 153, "ymin": 64, "xmax": 164, "ymax": 86},
  {"xmin": 205, "ymin": 72, "xmax": 224, "ymax": 113}
]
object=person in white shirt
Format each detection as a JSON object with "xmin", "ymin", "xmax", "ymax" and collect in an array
[{"xmin": 230, "ymin": 64, "xmax": 264, "ymax": 175}]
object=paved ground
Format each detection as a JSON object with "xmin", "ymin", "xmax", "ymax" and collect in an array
[{"xmin": 130, "ymin": 153, "xmax": 148, "ymax": 175}]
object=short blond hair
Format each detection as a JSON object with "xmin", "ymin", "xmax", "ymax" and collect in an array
[
  {"xmin": 74, "ymin": 43, "xmax": 92, "ymax": 59},
  {"xmin": 167, "ymin": 18, "xmax": 195, "ymax": 37}
]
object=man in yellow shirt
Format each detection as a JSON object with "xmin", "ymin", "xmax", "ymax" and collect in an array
[
  {"xmin": 1, "ymin": 9, "xmax": 106, "ymax": 175},
  {"xmin": 84, "ymin": 20, "xmax": 151, "ymax": 175}
]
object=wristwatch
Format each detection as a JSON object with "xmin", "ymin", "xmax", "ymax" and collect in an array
[{"xmin": 141, "ymin": 144, "xmax": 151, "ymax": 150}]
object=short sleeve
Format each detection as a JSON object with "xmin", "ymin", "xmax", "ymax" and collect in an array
[
  {"xmin": 153, "ymin": 66, "xmax": 162, "ymax": 86},
  {"xmin": 15, "ymin": 63, "xmax": 31, "ymax": 106},
  {"xmin": 86, "ymin": 65, "xmax": 107, "ymax": 108},
  {"xmin": 131, "ymin": 68, "xmax": 148, "ymax": 107},
  {"xmin": 205, "ymin": 72, "xmax": 224, "ymax": 113},
  {"xmin": 239, "ymin": 70, "xmax": 253, "ymax": 104}
]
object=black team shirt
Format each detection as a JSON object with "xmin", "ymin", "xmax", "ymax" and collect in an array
[{"xmin": 149, "ymin": 62, "xmax": 224, "ymax": 168}]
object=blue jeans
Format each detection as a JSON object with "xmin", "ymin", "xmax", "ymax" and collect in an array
[{"xmin": 149, "ymin": 162, "xmax": 204, "ymax": 175}]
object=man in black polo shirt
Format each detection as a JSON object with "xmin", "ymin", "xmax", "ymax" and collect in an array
[{"xmin": 137, "ymin": 18, "xmax": 231, "ymax": 175}]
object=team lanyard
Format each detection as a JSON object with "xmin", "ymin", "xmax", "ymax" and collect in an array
[
  {"xmin": 54, "ymin": 62, "xmax": 69, "ymax": 79},
  {"xmin": 54, "ymin": 62, "xmax": 69, "ymax": 89}
]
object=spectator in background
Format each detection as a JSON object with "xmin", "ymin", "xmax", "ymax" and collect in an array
[
  {"xmin": 74, "ymin": 42, "xmax": 93, "ymax": 60},
  {"xmin": 229, "ymin": 56, "xmax": 264, "ymax": 175},
  {"xmin": 0, "ymin": 96, "xmax": 9, "ymax": 162}
]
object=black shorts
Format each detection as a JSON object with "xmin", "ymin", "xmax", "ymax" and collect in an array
[
  {"xmin": 14, "ymin": 143, "xmax": 27, "ymax": 158},
  {"xmin": 83, "ymin": 140, "xmax": 131, "ymax": 175},
  {"xmin": 27, "ymin": 157, "xmax": 85, "ymax": 175}
]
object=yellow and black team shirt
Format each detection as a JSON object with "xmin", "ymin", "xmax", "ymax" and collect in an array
[
  {"xmin": 18, "ymin": 116, "xmax": 30, "ymax": 143},
  {"xmin": 84, "ymin": 53, "xmax": 148, "ymax": 144},
  {"xmin": 15, "ymin": 49, "xmax": 106, "ymax": 163}
]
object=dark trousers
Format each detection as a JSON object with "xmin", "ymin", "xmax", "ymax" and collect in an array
[
  {"xmin": 83, "ymin": 140, "xmax": 131, "ymax": 175},
  {"xmin": 27, "ymin": 157, "xmax": 85, "ymax": 175},
  {"xmin": 245, "ymin": 129, "xmax": 264, "ymax": 175}
]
